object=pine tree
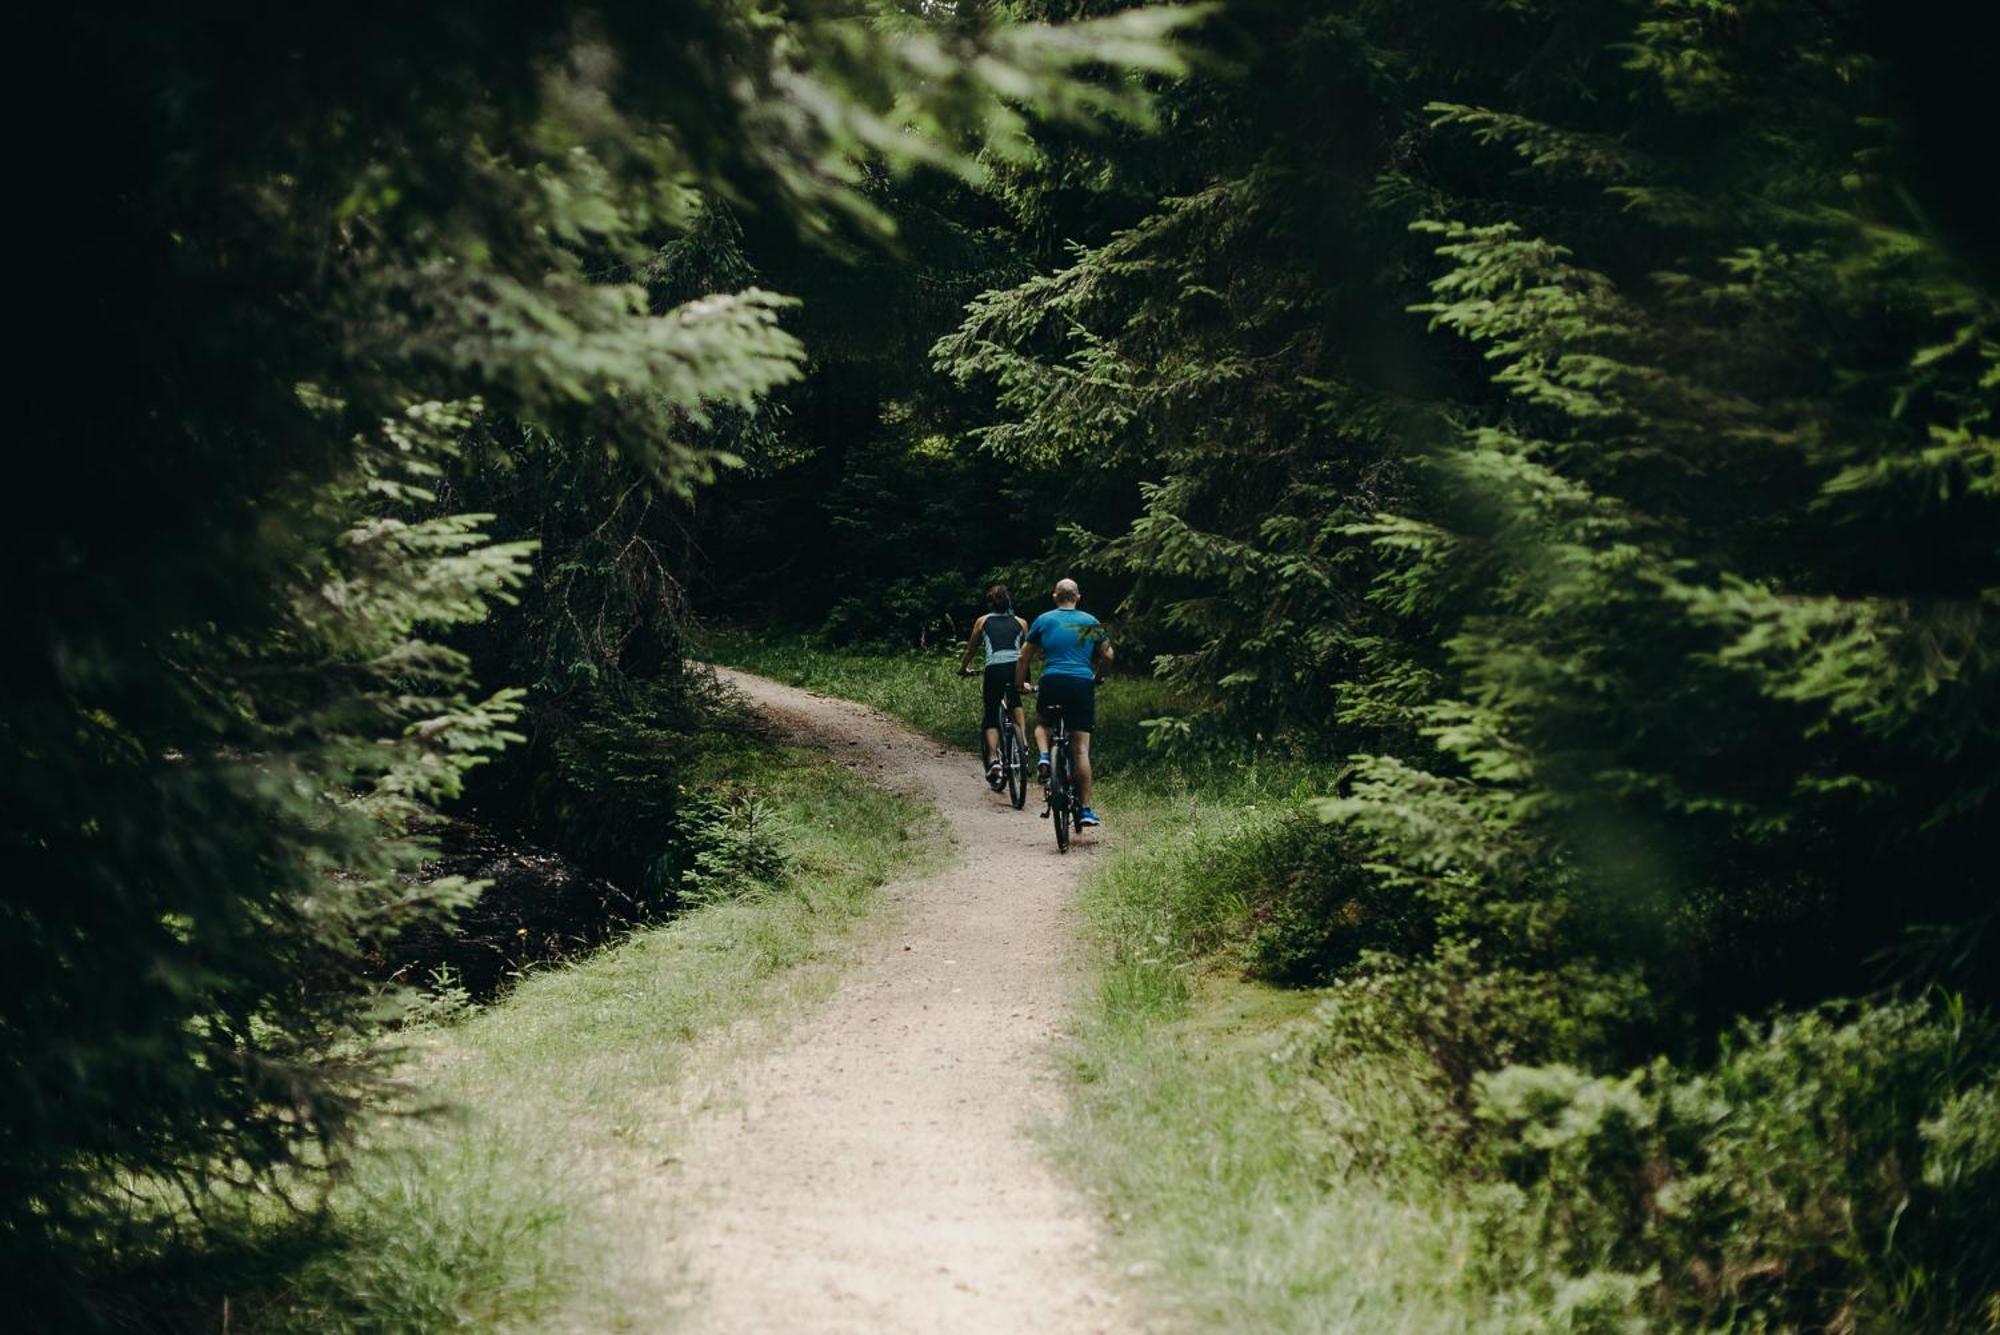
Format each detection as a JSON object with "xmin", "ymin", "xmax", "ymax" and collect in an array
[
  {"xmin": 7, "ymin": 0, "xmax": 1192, "ymax": 1270},
  {"xmin": 1333, "ymin": 0, "xmax": 2000, "ymax": 1011}
]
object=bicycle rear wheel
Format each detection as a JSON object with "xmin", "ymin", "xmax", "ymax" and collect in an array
[
  {"xmin": 1051, "ymin": 743, "xmax": 1072, "ymax": 853},
  {"xmin": 1005, "ymin": 724, "xmax": 1028, "ymax": 809}
]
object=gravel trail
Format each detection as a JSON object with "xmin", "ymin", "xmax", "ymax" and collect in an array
[{"xmin": 658, "ymin": 666, "xmax": 1134, "ymax": 1335}]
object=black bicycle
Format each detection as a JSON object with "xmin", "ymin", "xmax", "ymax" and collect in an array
[
  {"xmin": 1039, "ymin": 701, "xmax": 1083, "ymax": 852},
  {"xmin": 966, "ymin": 669, "xmax": 1031, "ymax": 810}
]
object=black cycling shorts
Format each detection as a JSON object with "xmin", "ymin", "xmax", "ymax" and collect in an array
[
  {"xmin": 1035, "ymin": 673, "xmax": 1095, "ymax": 734},
  {"xmin": 982, "ymin": 662, "xmax": 1022, "ymax": 730}
]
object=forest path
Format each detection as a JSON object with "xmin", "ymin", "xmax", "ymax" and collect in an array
[{"xmin": 651, "ymin": 666, "xmax": 1136, "ymax": 1334}]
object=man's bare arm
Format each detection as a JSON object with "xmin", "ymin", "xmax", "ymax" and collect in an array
[{"xmin": 1015, "ymin": 638, "xmax": 1037, "ymax": 691}]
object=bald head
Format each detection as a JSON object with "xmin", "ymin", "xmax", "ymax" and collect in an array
[{"xmin": 1053, "ymin": 578, "xmax": 1081, "ymax": 607}]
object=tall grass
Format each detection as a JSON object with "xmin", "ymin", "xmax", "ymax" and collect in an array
[{"xmin": 1052, "ymin": 801, "xmax": 1502, "ymax": 1332}]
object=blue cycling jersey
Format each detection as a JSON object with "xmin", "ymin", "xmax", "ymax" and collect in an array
[{"xmin": 1026, "ymin": 608, "xmax": 1104, "ymax": 680}]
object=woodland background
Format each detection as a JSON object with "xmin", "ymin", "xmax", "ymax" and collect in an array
[{"xmin": 8, "ymin": 2, "xmax": 1998, "ymax": 1329}]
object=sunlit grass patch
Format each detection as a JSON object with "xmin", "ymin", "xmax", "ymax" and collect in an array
[
  {"xmin": 701, "ymin": 630, "xmax": 981, "ymax": 745},
  {"xmin": 1055, "ymin": 996, "xmax": 1485, "ymax": 1334},
  {"xmin": 1050, "ymin": 780, "xmax": 1498, "ymax": 1333}
]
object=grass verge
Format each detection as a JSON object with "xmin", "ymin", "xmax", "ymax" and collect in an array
[
  {"xmin": 117, "ymin": 706, "xmax": 937, "ymax": 1333},
  {"xmin": 1053, "ymin": 807, "xmax": 1494, "ymax": 1332}
]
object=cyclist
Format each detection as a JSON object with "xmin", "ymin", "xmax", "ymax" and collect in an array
[
  {"xmin": 1014, "ymin": 577, "xmax": 1112, "ymax": 827},
  {"xmin": 958, "ymin": 583, "xmax": 1030, "ymax": 787}
]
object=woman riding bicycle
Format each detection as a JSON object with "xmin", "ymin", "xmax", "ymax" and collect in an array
[{"xmin": 957, "ymin": 583, "xmax": 1030, "ymax": 787}]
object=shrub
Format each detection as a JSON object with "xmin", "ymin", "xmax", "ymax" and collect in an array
[
  {"xmin": 533, "ymin": 681, "xmax": 702, "ymax": 894},
  {"xmin": 1, "ymin": 403, "xmax": 530, "ymax": 1271},
  {"xmin": 676, "ymin": 798, "xmax": 795, "ymax": 908},
  {"xmin": 820, "ymin": 571, "xmax": 978, "ymax": 651},
  {"xmin": 1477, "ymin": 1063, "xmax": 1660, "ymax": 1274},
  {"xmin": 494, "ymin": 675, "xmax": 766, "ymax": 905},
  {"xmin": 1235, "ymin": 813, "xmax": 1434, "ymax": 986},
  {"xmin": 1468, "ymin": 996, "xmax": 1999, "ymax": 1332},
  {"xmin": 1301, "ymin": 942, "xmax": 1652, "ymax": 1131}
]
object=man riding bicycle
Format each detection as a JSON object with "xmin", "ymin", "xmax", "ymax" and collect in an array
[
  {"xmin": 1015, "ymin": 578, "xmax": 1112, "ymax": 827},
  {"xmin": 958, "ymin": 583, "xmax": 1031, "ymax": 788}
]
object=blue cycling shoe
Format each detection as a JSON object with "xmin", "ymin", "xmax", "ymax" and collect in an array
[{"xmin": 1078, "ymin": 808, "xmax": 1101, "ymax": 827}]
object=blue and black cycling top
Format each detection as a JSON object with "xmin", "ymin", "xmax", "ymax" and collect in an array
[
  {"xmin": 1027, "ymin": 607, "xmax": 1103, "ymax": 680},
  {"xmin": 981, "ymin": 609, "xmax": 1024, "ymax": 666}
]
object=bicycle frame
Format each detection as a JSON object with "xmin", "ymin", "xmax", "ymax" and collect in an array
[{"xmin": 971, "ymin": 669, "xmax": 1031, "ymax": 808}]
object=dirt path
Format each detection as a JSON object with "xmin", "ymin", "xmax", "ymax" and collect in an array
[{"xmin": 657, "ymin": 667, "xmax": 1135, "ymax": 1334}]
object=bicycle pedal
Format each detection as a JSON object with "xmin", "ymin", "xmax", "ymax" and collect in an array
[{"xmin": 1039, "ymin": 808, "xmax": 1049, "ymax": 818}]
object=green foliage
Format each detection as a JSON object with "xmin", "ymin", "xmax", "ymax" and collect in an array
[
  {"xmin": 822, "ymin": 570, "xmax": 979, "ymax": 649},
  {"xmin": 703, "ymin": 0, "xmax": 2000, "ymax": 1323},
  {"xmin": 14, "ymin": 0, "xmax": 1193, "ymax": 1286},
  {"xmin": 1054, "ymin": 763, "xmax": 1493, "ymax": 1331},
  {"xmin": 529, "ymin": 679, "xmax": 709, "ymax": 895},
  {"xmin": 1332, "ymin": 0, "xmax": 1999, "ymax": 1022},
  {"xmin": 1128, "ymin": 806, "xmax": 1428, "ymax": 987},
  {"xmin": 44, "ymin": 689, "xmax": 936, "ymax": 1332},
  {"xmin": 933, "ymin": 167, "xmax": 1410, "ymax": 735},
  {"xmin": 27, "ymin": 0, "xmax": 2000, "ymax": 1321},
  {"xmin": 3, "ymin": 399, "xmax": 530, "ymax": 1264},
  {"xmin": 1298, "ymin": 944, "xmax": 1652, "ymax": 1133},
  {"xmin": 942, "ymin": 0, "xmax": 2000, "ymax": 1009},
  {"xmin": 1470, "ymin": 998, "xmax": 2000, "ymax": 1332},
  {"xmin": 692, "ymin": 260, "xmax": 1089, "ymax": 640},
  {"xmin": 678, "ymin": 797, "xmax": 795, "ymax": 907},
  {"xmin": 743, "ymin": 639, "xmax": 2000, "ymax": 1332},
  {"xmin": 236, "ymin": 1123, "xmax": 583, "ymax": 1335}
]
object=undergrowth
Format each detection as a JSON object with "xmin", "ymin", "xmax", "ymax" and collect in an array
[{"xmin": 1066, "ymin": 762, "xmax": 2000, "ymax": 1333}]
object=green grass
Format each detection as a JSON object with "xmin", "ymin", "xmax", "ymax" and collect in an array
[
  {"xmin": 127, "ymin": 724, "xmax": 939, "ymax": 1334},
  {"xmin": 704, "ymin": 634, "xmax": 1501, "ymax": 1331},
  {"xmin": 702, "ymin": 629, "xmax": 1313, "ymax": 818},
  {"xmin": 1054, "ymin": 807, "xmax": 1498, "ymax": 1333},
  {"xmin": 704, "ymin": 631, "xmax": 976, "ymax": 744}
]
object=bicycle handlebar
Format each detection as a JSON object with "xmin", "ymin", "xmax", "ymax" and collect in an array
[
  {"xmin": 957, "ymin": 667, "xmax": 1048, "ymax": 696},
  {"xmin": 956, "ymin": 675, "xmax": 1102, "ymax": 693}
]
